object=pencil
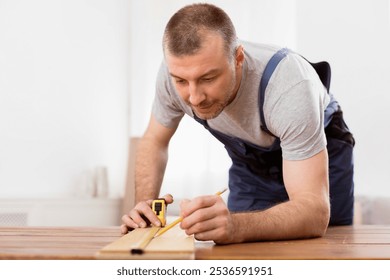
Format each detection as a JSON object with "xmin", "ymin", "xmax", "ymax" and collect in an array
[{"xmin": 154, "ymin": 188, "xmax": 228, "ymax": 238}]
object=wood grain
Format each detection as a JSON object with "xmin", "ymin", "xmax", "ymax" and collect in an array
[
  {"xmin": 0, "ymin": 226, "xmax": 120, "ymax": 260},
  {"xmin": 96, "ymin": 224, "xmax": 195, "ymax": 259},
  {"xmin": 195, "ymin": 225, "xmax": 390, "ymax": 260}
]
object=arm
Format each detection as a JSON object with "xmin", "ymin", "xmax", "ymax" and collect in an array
[
  {"xmin": 135, "ymin": 114, "xmax": 177, "ymax": 202},
  {"xmin": 180, "ymin": 148, "xmax": 330, "ymax": 244},
  {"xmin": 121, "ymin": 114, "xmax": 178, "ymax": 233}
]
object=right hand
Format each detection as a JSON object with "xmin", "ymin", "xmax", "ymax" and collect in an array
[{"xmin": 120, "ymin": 194, "xmax": 174, "ymax": 234}]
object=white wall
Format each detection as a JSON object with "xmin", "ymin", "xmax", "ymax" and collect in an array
[{"xmin": 0, "ymin": 0, "xmax": 130, "ymax": 199}]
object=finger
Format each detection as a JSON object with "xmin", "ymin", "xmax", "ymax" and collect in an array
[
  {"xmin": 121, "ymin": 213, "xmax": 140, "ymax": 229},
  {"xmin": 188, "ymin": 218, "xmax": 232, "ymax": 244},
  {"xmin": 162, "ymin": 193, "xmax": 174, "ymax": 204},
  {"xmin": 128, "ymin": 201, "xmax": 160, "ymax": 227},
  {"xmin": 120, "ymin": 224, "xmax": 130, "ymax": 234},
  {"xmin": 194, "ymin": 227, "xmax": 219, "ymax": 241},
  {"xmin": 145, "ymin": 199, "xmax": 154, "ymax": 205},
  {"xmin": 179, "ymin": 199, "xmax": 191, "ymax": 217},
  {"xmin": 193, "ymin": 227, "xmax": 230, "ymax": 244},
  {"xmin": 181, "ymin": 195, "xmax": 222, "ymax": 217},
  {"xmin": 181, "ymin": 206, "xmax": 216, "ymax": 230},
  {"xmin": 180, "ymin": 199, "xmax": 191, "ymax": 207},
  {"xmin": 182, "ymin": 215, "xmax": 217, "ymax": 235}
]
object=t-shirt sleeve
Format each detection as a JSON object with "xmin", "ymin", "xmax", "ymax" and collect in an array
[
  {"xmin": 152, "ymin": 62, "xmax": 185, "ymax": 128},
  {"xmin": 264, "ymin": 54, "xmax": 329, "ymax": 161}
]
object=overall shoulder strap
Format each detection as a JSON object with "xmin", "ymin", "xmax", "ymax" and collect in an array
[{"xmin": 259, "ymin": 48, "xmax": 289, "ymax": 137}]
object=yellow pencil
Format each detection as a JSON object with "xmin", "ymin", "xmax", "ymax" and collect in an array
[{"xmin": 154, "ymin": 188, "xmax": 228, "ymax": 238}]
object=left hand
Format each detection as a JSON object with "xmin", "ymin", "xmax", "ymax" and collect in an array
[
  {"xmin": 179, "ymin": 194, "xmax": 235, "ymax": 244},
  {"xmin": 120, "ymin": 194, "xmax": 174, "ymax": 234}
]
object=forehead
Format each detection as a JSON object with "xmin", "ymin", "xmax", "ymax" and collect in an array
[{"xmin": 165, "ymin": 33, "xmax": 230, "ymax": 79}]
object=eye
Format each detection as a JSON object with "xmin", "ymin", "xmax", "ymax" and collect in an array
[
  {"xmin": 175, "ymin": 79, "xmax": 187, "ymax": 85},
  {"xmin": 201, "ymin": 77, "xmax": 215, "ymax": 82}
]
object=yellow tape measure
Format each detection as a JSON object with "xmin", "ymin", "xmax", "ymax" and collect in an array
[{"xmin": 152, "ymin": 199, "xmax": 166, "ymax": 227}]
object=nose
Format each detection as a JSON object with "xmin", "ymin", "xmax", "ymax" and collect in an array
[{"xmin": 188, "ymin": 83, "xmax": 206, "ymax": 106}]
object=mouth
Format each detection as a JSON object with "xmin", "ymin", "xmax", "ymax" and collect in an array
[
  {"xmin": 193, "ymin": 102, "xmax": 214, "ymax": 111},
  {"xmin": 192, "ymin": 103, "xmax": 223, "ymax": 120},
  {"xmin": 193, "ymin": 106, "xmax": 213, "ymax": 116},
  {"xmin": 188, "ymin": 100, "xmax": 224, "ymax": 119},
  {"xmin": 196, "ymin": 105, "xmax": 212, "ymax": 111}
]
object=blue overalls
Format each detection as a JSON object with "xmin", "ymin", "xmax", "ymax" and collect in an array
[{"xmin": 193, "ymin": 48, "xmax": 355, "ymax": 225}]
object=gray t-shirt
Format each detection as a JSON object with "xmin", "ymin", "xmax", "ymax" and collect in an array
[{"xmin": 152, "ymin": 41, "xmax": 330, "ymax": 161}]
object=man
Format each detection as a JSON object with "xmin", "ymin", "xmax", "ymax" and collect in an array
[{"xmin": 121, "ymin": 3, "xmax": 354, "ymax": 244}]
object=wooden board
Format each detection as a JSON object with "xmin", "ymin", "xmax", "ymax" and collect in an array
[{"xmin": 96, "ymin": 224, "xmax": 194, "ymax": 259}]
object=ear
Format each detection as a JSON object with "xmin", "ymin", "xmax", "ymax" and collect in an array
[{"xmin": 235, "ymin": 45, "xmax": 245, "ymax": 68}]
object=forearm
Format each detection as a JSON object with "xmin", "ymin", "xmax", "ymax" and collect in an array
[
  {"xmin": 230, "ymin": 195, "xmax": 330, "ymax": 243},
  {"xmin": 135, "ymin": 136, "xmax": 169, "ymax": 203}
]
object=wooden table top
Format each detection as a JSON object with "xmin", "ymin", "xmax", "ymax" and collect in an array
[{"xmin": 1, "ymin": 225, "xmax": 390, "ymax": 260}]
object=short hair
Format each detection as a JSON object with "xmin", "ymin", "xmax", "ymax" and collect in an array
[{"xmin": 163, "ymin": 3, "xmax": 238, "ymax": 60}]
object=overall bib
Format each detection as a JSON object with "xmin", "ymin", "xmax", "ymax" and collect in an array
[{"xmin": 193, "ymin": 48, "xmax": 355, "ymax": 225}]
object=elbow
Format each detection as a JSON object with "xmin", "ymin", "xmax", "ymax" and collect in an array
[
  {"xmin": 312, "ymin": 200, "xmax": 330, "ymax": 238},
  {"xmin": 298, "ymin": 196, "xmax": 330, "ymax": 238}
]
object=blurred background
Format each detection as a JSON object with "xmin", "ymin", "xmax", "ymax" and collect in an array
[{"xmin": 0, "ymin": 0, "xmax": 389, "ymax": 226}]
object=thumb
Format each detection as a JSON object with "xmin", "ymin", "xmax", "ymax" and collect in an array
[
  {"xmin": 180, "ymin": 199, "xmax": 191, "ymax": 217},
  {"xmin": 162, "ymin": 193, "xmax": 174, "ymax": 204}
]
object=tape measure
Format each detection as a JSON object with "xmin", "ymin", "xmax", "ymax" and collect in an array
[{"xmin": 152, "ymin": 199, "xmax": 167, "ymax": 227}]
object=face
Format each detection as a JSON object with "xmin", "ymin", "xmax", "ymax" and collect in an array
[{"xmin": 165, "ymin": 33, "xmax": 244, "ymax": 120}]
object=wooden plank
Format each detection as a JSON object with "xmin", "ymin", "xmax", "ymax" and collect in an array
[
  {"xmin": 96, "ymin": 224, "xmax": 194, "ymax": 259},
  {"xmin": 98, "ymin": 227, "xmax": 159, "ymax": 254}
]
